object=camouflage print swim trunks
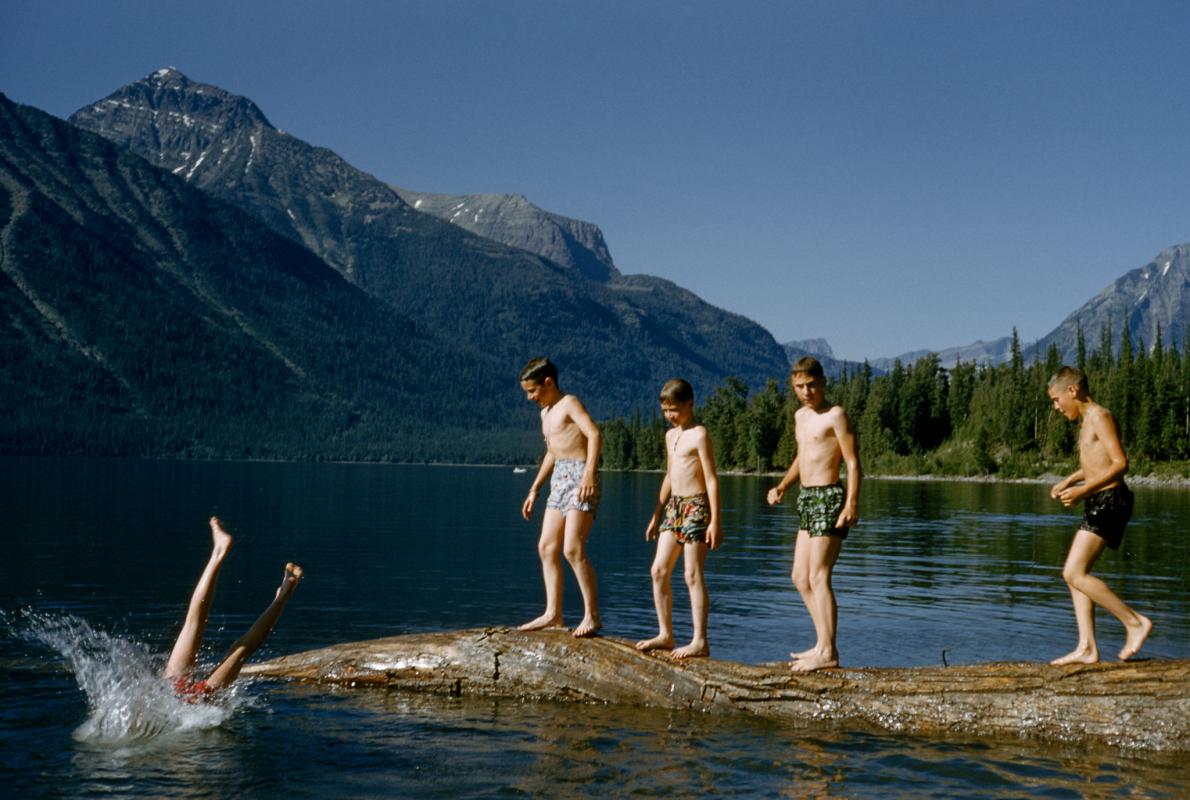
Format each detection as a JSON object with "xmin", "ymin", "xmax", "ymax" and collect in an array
[{"xmin": 797, "ymin": 483, "xmax": 849, "ymax": 538}]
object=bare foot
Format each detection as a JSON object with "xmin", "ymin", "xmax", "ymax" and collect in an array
[
  {"xmin": 572, "ymin": 616, "xmax": 602, "ymax": 638},
  {"xmin": 789, "ymin": 646, "xmax": 816, "ymax": 661},
  {"xmin": 277, "ymin": 562, "xmax": 303, "ymax": 599},
  {"xmin": 1119, "ymin": 614, "xmax": 1152, "ymax": 661},
  {"xmin": 635, "ymin": 634, "xmax": 674, "ymax": 652},
  {"xmin": 671, "ymin": 641, "xmax": 709, "ymax": 660},
  {"xmin": 1050, "ymin": 645, "xmax": 1099, "ymax": 666},
  {"xmin": 517, "ymin": 613, "xmax": 564, "ymax": 632},
  {"xmin": 209, "ymin": 516, "xmax": 233, "ymax": 557},
  {"xmin": 790, "ymin": 651, "xmax": 838, "ymax": 672}
]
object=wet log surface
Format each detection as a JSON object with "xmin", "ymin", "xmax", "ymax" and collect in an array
[{"xmin": 243, "ymin": 628, "xmax": 1190, "ymax": 751}]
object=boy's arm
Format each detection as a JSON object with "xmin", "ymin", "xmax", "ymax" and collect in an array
[
  {"xmin": 646, "ymin": 473, "xmax": 673, "ymax": 540},
  {"xmin": 567, "ymin": 397, "xmax": 603, "ymax": 502},
  {"xmin": 1051, "ymin": 468, "xmax": 1085, "ymax": 499},
  {"xmin": 767, "ymin": 456, "xmax": 799, "ymax": 505},
  {"xmin": 834, "ymin": 409, "xmax": 861, "ymax": 528},
  {"xmin": 696, "ymin": 429, "xmax": 722, "ymax": 550},
  {"xmin": 522, "ymin": 452, "xmax": 556, "ymax": 520}
]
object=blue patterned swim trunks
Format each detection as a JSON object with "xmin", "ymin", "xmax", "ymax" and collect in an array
[{"xmin": 546, "ymin": 458, "xmax": 600, "ymax": 516}]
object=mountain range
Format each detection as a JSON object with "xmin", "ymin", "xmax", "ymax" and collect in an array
[
  {"xmin": 68, "ymin": 68, "xmax": 790, "ymax": 418},
  {"xmin": 0, "ymin": 91, "xmax": 523, "ymax": 460}
]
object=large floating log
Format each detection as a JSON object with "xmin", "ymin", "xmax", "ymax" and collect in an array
[{"xmin": 243, "ymin": 628, "xmax": 1190, "ymax": 751}]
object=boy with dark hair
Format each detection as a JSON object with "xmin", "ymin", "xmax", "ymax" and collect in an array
[
  {"xmin": 1046, "ymin": 366, "xmax": 1152, "ymax": 664},
  {"xmin": 518, "ymin": 357, "xmax": 603, "ymax": 637},
  {"xmin": 767, "ymin": 356, "xmax": 860, "ymax": 672},
  {"xmin": 636, "ymin": 378, "xmax": 721, "ymax": 659}
]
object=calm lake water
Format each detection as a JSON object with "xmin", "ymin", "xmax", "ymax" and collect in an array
[{"xmin": 2, "ymin": 457, "xmax": 1188, "ymax": 798}]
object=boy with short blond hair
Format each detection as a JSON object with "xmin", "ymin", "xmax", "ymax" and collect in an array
[
  {"xmin": 518, "ymin": 356, "xmax": 602, "ymax": 637},
  {"xmin": 1046, "ymin": 365, "xmax": 1151, "ymax": 664},
  {"xmin": 636, "ymin": 378, "xmax": 721, "ymax": 659},
  {"xmin": 767, "ymin": 356, "xmax": 860, "ymax": 672}
]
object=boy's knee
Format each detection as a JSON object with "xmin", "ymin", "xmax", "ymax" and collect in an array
[
  {"xmin": 563, "ymin": 543, "xmax": 586, "ymax": 565},
  {"xmin": 650, "ymin": 563, "xmax": 670, "ymax": 584}
]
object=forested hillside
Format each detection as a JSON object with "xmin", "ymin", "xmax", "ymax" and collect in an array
[{"xmin": 602, "ymin": 325, "xmax": 1190, "ymax": 477}]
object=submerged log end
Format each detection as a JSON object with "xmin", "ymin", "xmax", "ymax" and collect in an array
[{"xmin": 244, "ymin": 628, "xmax": 1190, "ymax": 751}]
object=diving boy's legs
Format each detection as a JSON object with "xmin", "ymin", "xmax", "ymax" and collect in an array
[
  {"xmin": 519, "ymin": 508, "xmax": 568, "ymax": 631},
  {"xmin": 205, "ymin": 562, "xmax": 303, "ymax": 688},
  {"xmin": 790, "ymin": 530, "xmax": 843, "ymax": 672},
  {"xmin": 672, "ymin": 540, "xmax": 710, "ymax": 659},
  {"xmin": 636, "ymin": 532, "xmax": 683, "ymax": 651},
  {"xmin": 563, "ymin": 509, "xmax": 601, "ymax": 637},
  {"xmin": 164, "ymin": 517, "xmax": 233, "ymax": 680},
  {"xmin": 1051, "ymin": 529, "xmax": 1152, "ymax": 665}
]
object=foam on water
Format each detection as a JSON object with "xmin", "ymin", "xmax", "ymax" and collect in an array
[{"xmin": 10, "ymin": 610, "xmax": 243, "ymax": 743}]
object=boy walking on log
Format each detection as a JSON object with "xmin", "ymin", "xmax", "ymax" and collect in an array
[
  {"xmin": 518, "ymin": 357, "xmax": 603, "ymax": 637},
  {"xmin": 767, "ymin": 357, "xmax": 860, "ymax": 672},
  {"xmin": 1046, "ymin": 366, "xmax": 1152, "ymax": 665},
  {"xmin": 636, "ymin": 378, "xmax": 722, "ymax": 659}
]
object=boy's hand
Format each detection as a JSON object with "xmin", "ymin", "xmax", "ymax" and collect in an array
[
  {"xmin": 766, "ymin": 486, "xmax": 785, "ymax": 505},
  {"xmin": 578, "ymin": 473, "xmax": 597, "ymax": 502},
  {"xmin": 835, "ymin": 504, "xmax": 858, "ymax": 529},
  {"xmin": 521, "ymin": 490, "xmax": 538, "ymax": 520},
  {"xmin": 1050, "ymin": 479, "xmax": 1069, "ymax": 499},
  {"xmin": 645, "ymin": 514, "xmax": 659, "ymax": 541},
  {"xmin": 1056, "ymin": 486, "xmax": 1083, "ymax": 507},
  {"xmin": 706, "ymin": 521, "xmax": 722, "ymax": 550}
]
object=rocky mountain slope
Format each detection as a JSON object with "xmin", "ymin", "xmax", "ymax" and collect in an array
[
  {"xmin": 391, "ymin": 188, "xmax": 617, "ymax": 283},
  {"xmin": 1036, "ymin": 243, "xmax": 1190, "ymax": 357},
  {"xmin": 70, "ymin": 69, "xmax": 789, "ymax": 415},
  {"xmin": 0, "ymin": 92, "xmax": 526, "ymax": 460}
]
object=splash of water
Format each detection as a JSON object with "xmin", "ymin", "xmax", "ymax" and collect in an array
[{"xmin": 10, "ymin": 610, "xmax": 242, "ymax": 743}]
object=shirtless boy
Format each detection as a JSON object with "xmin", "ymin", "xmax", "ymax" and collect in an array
[
  {"xmin": 165, "ymin": 516, "xmax": 303, "ymax": 700},
  {"xmin": 636, "ymin": 378, "xmax": 722, "ymax": 659},
  {"xmin": 767, "ymin": 357, "xmax": 860, "ymax": 672},
  {"xmin": 518, "ymin": 357, "xmax": 602, "ymax": 638},
  {"xmin": 1046, "ymin": 366, "xmax": 1152, "ymax": 665}
]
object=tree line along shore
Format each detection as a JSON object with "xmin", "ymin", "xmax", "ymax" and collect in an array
[{"xmin": 599, "ymin": 324, "xmax": 1190, "ymax": 483}]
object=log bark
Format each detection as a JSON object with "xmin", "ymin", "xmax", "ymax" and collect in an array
[{"xmin": 243, "ymin": 628, "xmax": 1190, "ymax": 751}]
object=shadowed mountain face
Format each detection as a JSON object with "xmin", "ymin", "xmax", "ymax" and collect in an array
[
  {"xmin": 70, "ymin": 69, "xmax": 790, "ymax": 415},
  {"xmin": 0, "ymin": 92, "xmax": 529, "ymax": 461}
]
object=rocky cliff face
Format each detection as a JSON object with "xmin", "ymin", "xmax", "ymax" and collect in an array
[
  {"xmin": 1037, "ymin": 244, "xmax": 1190, "ymax": 356},
  {"xmin": 71, "ymin": 69, "xmax": 791, "ymax": 414},
  {"xmin": 392, "ymin": 188, "xmax": 618, "ymax": 283}
]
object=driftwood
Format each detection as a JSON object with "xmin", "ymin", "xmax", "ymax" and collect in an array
[{"xmin": 243, "ymin": 628, "xmax": 1190, "ymax": 751}]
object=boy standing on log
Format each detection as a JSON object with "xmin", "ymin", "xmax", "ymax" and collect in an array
[
  {"xmin": 1046, "ymin": 366, "xmax": 1152, "ymax": 664},
  {"xmin": 518, "ymin": 357, "xmax": 603, "ymax": 638},
  {"xmin": 767, "ymin": 357, "xmax": 860, "ymax": 672},
  {"xmin": 636, "ymin": 378, "xmax": 722, "ymax": 659}
]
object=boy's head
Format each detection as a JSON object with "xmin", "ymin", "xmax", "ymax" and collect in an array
[
  {"xmin": 1046, "ymin": 366, "xmax": 1089, "ymax": 420},
  {"xmin": 659, "ymin": 378, "xmax": 695, "ymax": 426},
  {"xmin": 519, "ymin": 356, "xmax": 561, "ymax": 406},
  {"xmin": 790, "ymin": 356, "xmax": 827, "ymax": 408}
]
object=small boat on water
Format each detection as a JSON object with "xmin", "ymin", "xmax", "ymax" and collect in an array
[{"xmin": 512, "ymin": 467, "xmax": 528, "ymax": 473}]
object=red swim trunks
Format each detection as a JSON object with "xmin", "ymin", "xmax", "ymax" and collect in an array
[{"xmin": 173, "ymin": 675, "xmax": 215, "ymax": 703}]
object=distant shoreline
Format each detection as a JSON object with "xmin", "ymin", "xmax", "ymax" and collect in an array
[{"xmin": 4, "ymin": 453, "xmax": 1189, "ymax": 487}]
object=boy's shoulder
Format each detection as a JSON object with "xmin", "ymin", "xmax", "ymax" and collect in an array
[{"xmin": 796, "ymin": 403, "xmax": 848, "ymax": 422}]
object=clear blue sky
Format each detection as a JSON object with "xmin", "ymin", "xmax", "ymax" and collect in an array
[{"xmin": 4, "ymin": 1, "xmax": 1189, "ymax": 360}]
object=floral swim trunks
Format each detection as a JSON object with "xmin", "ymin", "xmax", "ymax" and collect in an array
[
  {"xmin": 659, "ymin": 493, "xmax": 710, "ymax": 545},
  {"xmin": 546, "ymin": 458, "xmax": 600, "ymax": 516},
  {"xmin": 1081, "ymin": 483, "xmax": 1133, "ymax": 550},
  {"xmin": 797, "ymin": 483, "xmax": 849, "ymax": 538}
]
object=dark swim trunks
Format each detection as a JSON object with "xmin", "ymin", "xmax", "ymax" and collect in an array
[
  {"xmin": 797, "ymin": 484, "xmax": 849, "ymax": 538},
  {"xmin": 659, "ymin": 493, "xmax": 710, "ymax": 545},
  {"xmin": 173, "ymin": 675, "xmax": 214, "ymax": 703},
  {"xmin": 1081, "ymin": 484, "xmax": 1133, "ymax": 550}
]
